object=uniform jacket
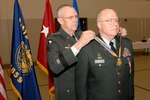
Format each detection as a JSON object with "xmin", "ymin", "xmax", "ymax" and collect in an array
[
  {"xmin": 76, "ymin": 35, "xmax": 134, "ymax": 100},
  {"xmin": 46, "ymin": 28, "xmax": 81, "ymax": 100}
]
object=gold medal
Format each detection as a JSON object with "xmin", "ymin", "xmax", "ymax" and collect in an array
[{"xmin": 116, "ymin": 58, "xmax": 122, "ymax": 66}]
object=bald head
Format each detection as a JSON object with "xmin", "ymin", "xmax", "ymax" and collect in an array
[{"xmin": 97, "ymin": 8, "xmax": 118, "ymax": 22}]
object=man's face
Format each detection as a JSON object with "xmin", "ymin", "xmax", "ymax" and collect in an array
[
  {"xmin": 98, "ymin": 9, "xmax": 119, "ymax": 38},
  {"xmin": 58, "ymin": 7, "xmax": 78, "ymax": 35}
]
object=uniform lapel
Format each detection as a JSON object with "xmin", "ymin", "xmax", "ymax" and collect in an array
[
  {"xmin": 59, "ymin": 28, "xmax": 76, "ymax": 45},
  {"xmin": 74, "ymin": 31, "xmax": 82, "ymax": 40},
  {"xmin": 115, "ymin": 36, "xmax": 121, "ymax": 55}
]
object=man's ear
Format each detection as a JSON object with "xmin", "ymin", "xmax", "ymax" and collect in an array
[
  {"xmin": 57, "ymin": 18, "xmax": 63, "ymax": 25},
  {"xmin": 97, "ymin": 22, "xmax": 101, "ymax": 30}
]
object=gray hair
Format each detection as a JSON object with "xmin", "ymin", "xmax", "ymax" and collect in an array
[{"xmin": 56, "ymin": 4, "xmax": 73, "ymax": 18}]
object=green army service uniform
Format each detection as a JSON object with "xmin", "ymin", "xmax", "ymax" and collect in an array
[
  {"xmin": 76, "ymin": 35, "xmax": 134, "ymax": 100},
  {"xmin": 46, "ymin": 28, "xmax": 81, "ymax": 100}
]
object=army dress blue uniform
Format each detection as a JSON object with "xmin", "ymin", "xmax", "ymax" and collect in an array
[
  {"xmin": 75, "ymin": 35, "xmax": 134, "ymax": 100},
  {"xmin": 46, "ymin": 28, "xmax": 81, "ymax": 100}
]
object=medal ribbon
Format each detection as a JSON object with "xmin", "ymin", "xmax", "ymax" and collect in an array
[
  {"xmin": 94, "ymin": 36, "xmax": 122, "ymax": 66},
  {"xmin": 94, "ymin": 37, "xmax": 117, "ymax": 57}
]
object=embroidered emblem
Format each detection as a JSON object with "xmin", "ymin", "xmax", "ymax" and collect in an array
[
  {"xmin": 56, "ymin": 59, "xmax": 60, "ymax": 64},
  {"xmin": 48, "ymin": 38, "xmax": 52, "ymax": 44},
  {"xmin": 16, "ymin": 42, "xmax": 33, "ymax": 75}
]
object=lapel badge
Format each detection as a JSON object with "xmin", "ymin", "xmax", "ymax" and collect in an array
[{"xmin": 123, "ymin": 48, "xmax": 131, "ymax": 57}]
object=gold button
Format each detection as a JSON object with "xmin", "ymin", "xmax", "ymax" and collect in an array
[
  {"xmin": 117, "ymin": 72, "xmax": 120, "ymax": 75},
  {"xmin": 118, "ymin": 89, "xmax": 121, "ymax": 93},
  {"xmin": 67, "ymin": 89, "xmax": 70, "ymax": 93},
  {"xmin": 118, "ymin": 81, "xmax": 121, "ymax": 85}
]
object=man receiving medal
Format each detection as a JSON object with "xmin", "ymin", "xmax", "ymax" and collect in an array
[{"xmin": 76, "ymin": 8, "xmax": 134, "ymax": 100}]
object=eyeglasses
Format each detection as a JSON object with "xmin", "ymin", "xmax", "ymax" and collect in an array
[
  {"xmin": 99, "ymin": 18, "xmax": 120, "ymax": 24},
  {"xmin": 61, "ymin": 15, "xmax": 79, "ymax": 20}
]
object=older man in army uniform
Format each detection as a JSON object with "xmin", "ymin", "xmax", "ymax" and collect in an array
[
  {"xmin": 46, "ymin": 4, "xmax": 95, "ymax": 100},
  {"xmin": 76, "ymin": 8, "xmax": 134, "ymax": 100}
]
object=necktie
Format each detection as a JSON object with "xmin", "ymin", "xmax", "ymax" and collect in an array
[{"xmin": 109, "ymin": 41, "xmax": 116, "ymax": 53}]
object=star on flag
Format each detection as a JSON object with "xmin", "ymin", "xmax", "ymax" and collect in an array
[{"xmin": 41, "ymin": 25, "xmax": 49, "ymax": 37}]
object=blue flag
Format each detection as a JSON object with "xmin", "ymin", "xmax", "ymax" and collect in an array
[
  {"xmin": 10, "ymin": 0, "xmax": 41, "ymax": 100},
  {"xmin": 73, "ymin": 0, "xmax": 82, "ymax": 30}
]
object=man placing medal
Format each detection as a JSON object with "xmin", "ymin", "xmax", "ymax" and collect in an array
[{"xmin": 76, "ymin": 8, "xmax": 134, "ymax": 100}]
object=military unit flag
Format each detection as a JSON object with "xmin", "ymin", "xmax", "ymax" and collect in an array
[
  {"xmin": 37, "ymin": 0, "xmax": 55, "ymax": 96},
  {"xmin": 10, "ymin": 0, "xmax": 41, "ymax": 100}
]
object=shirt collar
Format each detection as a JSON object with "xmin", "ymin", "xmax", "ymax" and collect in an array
[{"xmin": 101, "ymin": 36, "xmax": 116, "ymax": 48}]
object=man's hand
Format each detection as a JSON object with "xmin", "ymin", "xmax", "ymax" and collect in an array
[
  {"xmin": 78, "ymin": 30, "xmax": 95, "ymax": 46},
  {"xmin": 73, "ymin": 30, "xmax": 95, "ymax": 51},
  {"xmin": 118, "ymin": 27, "xmax": 127, "ymax": 37}
]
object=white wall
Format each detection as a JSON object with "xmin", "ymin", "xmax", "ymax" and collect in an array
[
  {"xmin": 1, "ymin": 0, "xmax": 150, "ymax": 19},
  {"xmin": 0, "ymin": 0, "xmax": 150, "ymax": 64}
]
